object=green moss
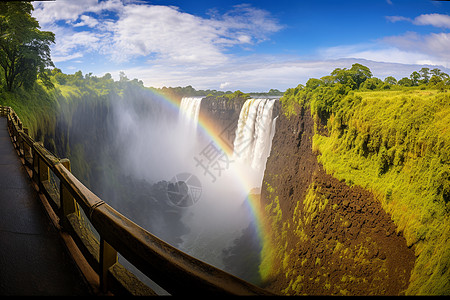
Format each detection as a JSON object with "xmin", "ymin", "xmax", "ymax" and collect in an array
[{"xmin": 312, "ymin": 89, "xmax": 450, "ymax": 295}]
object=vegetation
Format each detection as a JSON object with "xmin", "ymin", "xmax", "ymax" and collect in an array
[
  {"xmin": 0, "ymin": 5, "xmax": 448, "ymax": 293},
  {"xmin": 277, "ymin": 64, "xmax": 450, "ymax": 295},
  {"xmin": 312, "ymin": 89, "xmax": 449, "ymax": 295},
  {"xmin": 0, "ymin": 2, "xmax": 55, "ymax": 91}
]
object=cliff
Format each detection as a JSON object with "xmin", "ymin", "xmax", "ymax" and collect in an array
[
  {"xmin": 259, "ymin": 103, "xmax": 416, "ymax": 295},
  {"xmin": 199, "ymin": 95, "xmax": 248, "ymax": 152},
  {"xmin": 16, "ymin": 77, "xmax": 446, "ymax": 295},
  {"xmin": 199, "ymin": 96, "xmax": 281, "ymax": 152}
]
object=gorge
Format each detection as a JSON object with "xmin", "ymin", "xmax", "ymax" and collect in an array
[
  {"xmin": 5, "ymin": 68, "xmax": 448, "ymax": 296},
  {"xmin": 1, "ymin": 1, "xmax": 449, "ymax": 295}
]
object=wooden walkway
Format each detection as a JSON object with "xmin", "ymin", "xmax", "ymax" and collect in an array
[{"xmin": 0, "ymin": 117, "xmax": 90, "ymax": 296}]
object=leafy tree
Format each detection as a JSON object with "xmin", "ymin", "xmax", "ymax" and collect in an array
[
  {"xmin": 330, "ymin": 68, "xmax": 357, "ymax": 89},
  {"xmin": 0, "ymin": 2, "xmax": 55, "ymax": 91},
  {"xmin": 224, "ymin": 90, "xmax": 250, "ymax": 100},
  {"xmin": 439, "ymin": 72, "xmax": 449, "ymax": 81},
  {"xmin": 398, "ymin": 77, "xmax": 412, "ymax": 87},
  {"xmin": 384, "ymin": 76, "xmax": 397, "ymax": 85},
  {"xmin": 430, "ymin": 68, "xmax": 441, "ymax": 77},
  {"xmin": 428, "ymin": 75, "xmax": 443, "ymax": 86},
  {"xmin": 320, "ymin": 75, "xmax": 335, "ymax": 86},
  {"xmin": 361, "ymin": 77, "xmax": 382, "ymax": 90},
  {"xmin": 267, "ymin": 88, "xmax": 283, "ymax": 95},
  {"xmin": 349, "ymin": 63, "xmax": 372, "ymax": 89},
  {"xmin": 119, "ymin": 71, "xmax": 128, "ymax": 82},
  {"xmin": 305, "ymin": 78, "xmax": 323, "ymax": 90},
  {"xmin": 410, "ymin": 71, "xmax": 420, "ymax": 86},
  {"xmin": 419, "ymin": 67, "xmax": 430, "ymax": 84},
  {"xmin": 330, "ymin": 63, "xmax": 372, "ymax": 90}
]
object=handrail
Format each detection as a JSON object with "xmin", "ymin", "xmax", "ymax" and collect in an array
[{"xmin": 0, "ymin": 105, "xmax": 273, "ymax": 296}]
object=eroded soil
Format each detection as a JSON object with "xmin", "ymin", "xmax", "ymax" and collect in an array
[{"xmin": 260, "ymin": 105, "xmax": 415, "ymax": 295}]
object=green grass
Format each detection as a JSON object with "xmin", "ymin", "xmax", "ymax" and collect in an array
[
  {"xmin": 0, "ymin": 83, "xmax": 59, "ymax": 140},
  {"xmin": 312, "ymin": 89, "xmax": 450, "ymax": 295}
]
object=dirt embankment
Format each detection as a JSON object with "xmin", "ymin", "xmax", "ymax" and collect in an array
[{"xmin": 260, "ymin": 105, "xmax": 415, "ymax": 295}]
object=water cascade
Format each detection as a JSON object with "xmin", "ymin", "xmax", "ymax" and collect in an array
[
  {"xmin": 233, "ymin": 98, "xmax": 278, "ymax": 188},
  {"xmin": 176, "ymin": 96, "xmax": 251, "ymax": 270},
  {"xmin": 178, "ymin": 97, "xmax": 203, "ymax": 136},
  {"xmin": 111, "ymin": 95, "xmax": 278, "ymax": 288}
]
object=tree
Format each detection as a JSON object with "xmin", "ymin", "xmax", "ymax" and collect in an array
[
  {"xmin": 305, "ymin": 78, "xmax": 323, "ymax": 90},
  {"xmin": 429, "ymin": 75, "xmax": 443, "ymax": 86},
  {"xmin": 119, "ymin": 71, "xmax": 128, "ymax": 82},
  {"xmin": 384, "ymin": 76, "xmax": 397, "ymax": 85},
  {"xmin": 410, "ymin": 71, "xmax": 420, "ymax": 86},
  {"xmin": 361, "ymin": 77, "xmax": 382, "ymax": 90},
  {"xmin": 320, "ymin": 75, "xmax": 335, "ymax": 86},
  {"xmin": 398, "ymin": 77, "xmax": 412, "ymax": 87},
  {"xmin": 431, "ymin": 68, "xmax": 442, "ymax": 77},
  {"xmin": 331, "ymin": 68, "xmax": 357, "ymax": 89},
  {"xmin": 439, "ymin": 72, "xmax": 449, "ymax": 81},
  {"xmin": 330, "ymin": 63, "xmax": 372, "ymax": 90},
  {"xmin": 419, "ymin": 67, "xmax": 430, "ymax": 84},
  {"xmin": 350, "ymin": 63, "xmax": 372, "ymax": 89},
  {"xmin": 0, "ymin": 2, "xmax": 55, "ymax": 91}
]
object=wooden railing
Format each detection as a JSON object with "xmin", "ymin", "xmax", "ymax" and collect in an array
[{"xmin": 0, "ymin": 105, "xmax": 273, "ymax": 296}]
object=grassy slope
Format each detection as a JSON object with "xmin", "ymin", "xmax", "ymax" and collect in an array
[
  {"xmin": 312, "ymin": 89, "xmax": 449, "ymax": 295},
  {"xmin": 0, "ymin": 83, "xmax": 59, "ymax": 140},
  {"xmin": 2, "ymin": 79, "xmax": 448, "ymax": 295}
]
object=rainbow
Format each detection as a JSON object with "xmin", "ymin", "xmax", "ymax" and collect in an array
[
  {"xmin": 149, "ymin": 90, "xmax": 234, "ymax": 155},
  {"xmin": 147, "ymin": 88, "xmax": 274, "ymax": 279}
]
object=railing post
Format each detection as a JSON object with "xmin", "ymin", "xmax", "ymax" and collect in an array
[
  {"xmin": 17, "ymin": 130, "xmax": 24, "ymax": 158},
  {"xmin": 32, "ymin": 144, "xmax": 40, "ymax": 184},
  {"xmin": 38, "ymin": 155, "xmax": 49, "ymax": 192},
  {"xmin": 22, "ymin": 128, "xmax": 30, "ymax": 163},
  {"xmin": 100, "ymin": 238, "xmax": 118, "ymax": 293},
  {"xmin": 17, "ymin": 128, "xmax": 28, "ymax": 159},
  {"xmin": 60, "ymin": 158, "xmax": 80, "ymax": 226}
]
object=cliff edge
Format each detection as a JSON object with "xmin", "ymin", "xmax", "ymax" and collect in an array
[{"xmin": 260, "ymin": 104, "xmax": 415, "ymax": 295}]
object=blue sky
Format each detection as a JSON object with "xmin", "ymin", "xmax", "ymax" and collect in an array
[{"xmin": 32, "ymin": 0, "xmax": 450, "ymax": 92}]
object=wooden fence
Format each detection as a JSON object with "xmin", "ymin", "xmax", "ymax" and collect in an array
[{"xmin": 0, "ymin": 105, "xmax": 273, "ymax": 296}]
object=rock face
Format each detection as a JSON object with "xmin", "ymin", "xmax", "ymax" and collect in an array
[
  {"xmin": 199, "ymin": 96, "xmax": 281, "ymax": 153},
  {"xmin": 260, "ymin": 105, "xmax": 416, "ymax": 295},
  {"xmin": 199, "ymin": 96, "xmax": 248, "ymax": 152}
]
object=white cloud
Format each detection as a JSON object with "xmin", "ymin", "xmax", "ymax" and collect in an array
[
  {"xmin": 386, "ymin": 16, "xmax": 412, "ymax": 23},
  {"xmin": 413, "ymin": 13, "xmax": 450, "ymax": 28},
  {"xmin": 72, "ymin": 15, "xmax": 100, "ymax": 28},
  {"xmin": 32, "ymin": 2, "xmax": 449, "ymax": 91},
  {"xmin": 319, "ymin": 42, "xmax": 445, "ymax": 67},
  {"xmin": 319, "ymin": 15, "xmax": 450, "ymax": 69},
  {"xmin": 52, "ymin": 52, "xmax": 84, "ymax": 63},
  {"xmin": 387, "ymin": 13, "xmax": 450, "ymax": 29},
  {"xmin": 108, "ymin": 5, "xmax": 228, "ymax": 65},
  {"xmin": 220, "ymin": 82, "xmax": 231, "ymax": 89},
  {"xmin": 33, "ymin": 0, "xmax": 121, "ymax": 25},
  {"xmin": 106, "ymin": 56, "xmax": 450, "ymax": 92},
  {"xmin": 45, "ymin": 24, "xmax": 106, "ymax": 62},
  {"xmin": 208, "ymin": 4, "xmax": 283, "ymax": 44},
  {"xmin": 32, "ymin": 1, "xmax": 282, "ymax": 66},
  {"xmin": 383, "ymin": 32, "xmax": 450, "ymax": 67}
]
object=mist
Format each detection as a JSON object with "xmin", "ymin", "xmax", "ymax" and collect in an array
[
  {"xmin": 105, "ymin": 92, "xmax": 246, "ymax": 269},
  {"xmin": 59, "ymin": 86, "xmax": 279, "ymax": 285}
]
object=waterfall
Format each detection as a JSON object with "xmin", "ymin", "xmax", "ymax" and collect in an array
[
  {"xmin": 233, "ymin": 98, "xmax": 277, "ymax": 175},
  {"xmin": 179, "ymin": 97, "xmax": 203, "ymax": 133},
  {"xmin": 174, "ymin": 96, "xmax": 277, "ymax": 276}
]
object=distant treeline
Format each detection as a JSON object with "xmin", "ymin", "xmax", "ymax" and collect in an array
[{"xmin": 281, "ymin": 63, "xmax": 449, "ymax": 120}]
